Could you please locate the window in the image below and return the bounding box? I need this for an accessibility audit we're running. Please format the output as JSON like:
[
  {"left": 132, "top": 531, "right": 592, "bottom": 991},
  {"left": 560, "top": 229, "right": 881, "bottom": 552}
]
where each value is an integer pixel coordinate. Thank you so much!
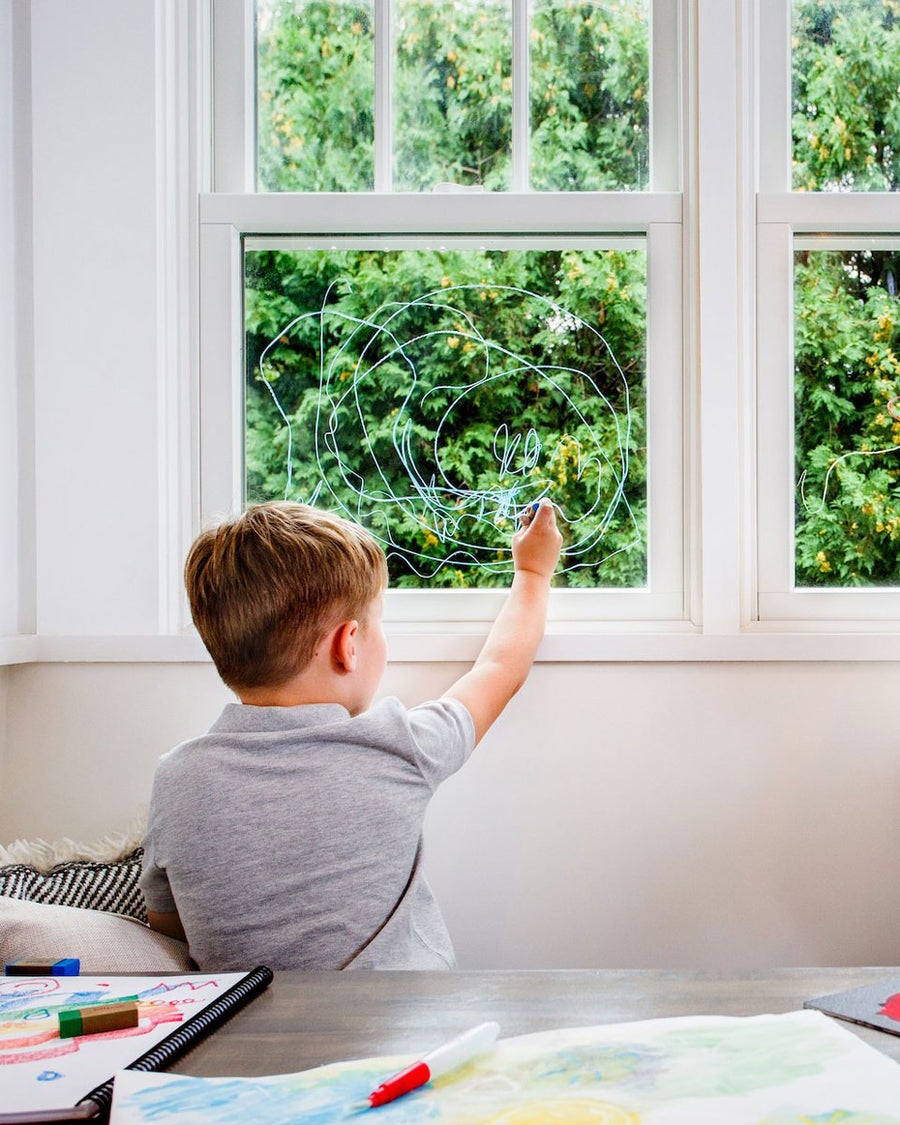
[
  {"left": 244, "top": 238, "right": 649, "bottom": 590},
  {"left": 203, "top": 0, "right": 684, "bottom": 625},
  {"left": 758, "top": 0, "right": 900, "bottom": 622}
]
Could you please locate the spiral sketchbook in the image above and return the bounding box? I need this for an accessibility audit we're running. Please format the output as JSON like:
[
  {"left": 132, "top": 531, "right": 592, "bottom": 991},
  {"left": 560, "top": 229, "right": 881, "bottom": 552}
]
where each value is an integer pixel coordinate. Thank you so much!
[
  {"left": 804, "top": 977, "right": 900, "bottom": 1037},
  {"left": 0, "top": 966, "right": 273, "bottom": 1123}
]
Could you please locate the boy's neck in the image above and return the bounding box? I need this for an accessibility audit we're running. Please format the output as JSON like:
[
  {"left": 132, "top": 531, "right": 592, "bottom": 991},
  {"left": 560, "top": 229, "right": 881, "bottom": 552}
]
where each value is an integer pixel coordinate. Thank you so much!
[
  {"left": 237, "top": 672, "right": 364, "bottom": 714},
  {"left": 238, "top": 683, "right": 351, "bottom": 710}
]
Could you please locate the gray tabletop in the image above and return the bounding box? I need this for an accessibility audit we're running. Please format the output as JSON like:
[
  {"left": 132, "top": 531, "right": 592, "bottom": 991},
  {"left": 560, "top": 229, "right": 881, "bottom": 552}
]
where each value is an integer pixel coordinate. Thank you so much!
[{"left": 172, "top": 967, "right": 900, "bottom": 1076}]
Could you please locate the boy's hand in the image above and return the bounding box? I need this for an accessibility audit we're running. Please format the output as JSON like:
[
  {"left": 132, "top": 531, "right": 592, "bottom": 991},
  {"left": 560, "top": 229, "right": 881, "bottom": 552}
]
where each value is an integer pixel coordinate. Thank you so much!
[{"left": 512, "top": 500, "right": 563, "bottom": 579}]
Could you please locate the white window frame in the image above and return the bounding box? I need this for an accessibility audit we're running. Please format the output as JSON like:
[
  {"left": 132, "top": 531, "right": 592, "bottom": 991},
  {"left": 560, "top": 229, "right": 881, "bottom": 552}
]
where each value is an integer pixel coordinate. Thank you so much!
[
  {"left": 757, "top": 0, "right": 900, "bottom": 625},
  {"left": 200, "top": 0, "right": 689, "bottom": 635}
]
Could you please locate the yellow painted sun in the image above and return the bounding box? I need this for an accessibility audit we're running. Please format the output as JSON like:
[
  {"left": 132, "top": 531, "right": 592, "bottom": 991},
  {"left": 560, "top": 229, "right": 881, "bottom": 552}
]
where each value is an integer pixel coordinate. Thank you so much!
[{"left": 486, "top": 1100, "right": 640, "bottom": 1125}]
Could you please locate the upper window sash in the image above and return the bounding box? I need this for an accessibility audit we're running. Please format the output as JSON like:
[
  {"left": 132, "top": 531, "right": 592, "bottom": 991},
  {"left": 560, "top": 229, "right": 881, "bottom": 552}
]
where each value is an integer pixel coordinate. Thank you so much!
[
  {"left": 211, "top": 0, "right": 682, "bottom": 195},
  {"left": 760, "top": 0, "right": 900, "bottom": 197}
]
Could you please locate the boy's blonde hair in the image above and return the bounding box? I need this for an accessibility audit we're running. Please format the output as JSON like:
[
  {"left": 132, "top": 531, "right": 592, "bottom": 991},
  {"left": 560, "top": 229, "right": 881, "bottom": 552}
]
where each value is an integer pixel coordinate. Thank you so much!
[{"left": 185, "top": 502, "right": 388, "bottom": 691}]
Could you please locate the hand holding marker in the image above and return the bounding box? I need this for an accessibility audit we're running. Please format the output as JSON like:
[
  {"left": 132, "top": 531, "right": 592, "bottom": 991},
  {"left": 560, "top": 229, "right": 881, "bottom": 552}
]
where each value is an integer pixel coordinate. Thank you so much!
[
  {"left": 521, "top": 500, "right": 541, "bottom": 527},
  {"left": 514, "top": 499, "right": 563, "bottom": 580},
  {"left": 353, "top": 1021, "right": 501, "bottom": 1111}
]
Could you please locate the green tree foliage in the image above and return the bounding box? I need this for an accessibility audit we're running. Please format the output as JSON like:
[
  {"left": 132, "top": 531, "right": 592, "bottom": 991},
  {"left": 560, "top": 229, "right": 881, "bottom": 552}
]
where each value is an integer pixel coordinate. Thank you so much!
[
  {"left": 795, "top": 249, "right": 900, "bottom": 585},
  {"left": 245, "top": 248, "right": 647, "bottom": 587},
  {"left": 792, "top": 0, "right": 900, "bottom": 191},
  {"left": 257, "top": 0, "right": 649, "bottom": 192},
  {"left": 530, "top": 0, "right": 649, "bottom": 190},
  {"left": 393, "top": 1, "right": 513, "bottom": 190},
  {"left": 257, "top": 2, "right": 375, "bottom": 190},
  {"left": 792, "top": 0, "right": 900, "bottom": 585}
]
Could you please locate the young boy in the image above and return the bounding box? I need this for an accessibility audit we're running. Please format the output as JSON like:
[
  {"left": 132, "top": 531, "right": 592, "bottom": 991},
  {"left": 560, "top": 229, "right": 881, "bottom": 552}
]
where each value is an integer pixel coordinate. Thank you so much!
[{"left": 141, "top": 500, "right": 562, "bottom": 970}]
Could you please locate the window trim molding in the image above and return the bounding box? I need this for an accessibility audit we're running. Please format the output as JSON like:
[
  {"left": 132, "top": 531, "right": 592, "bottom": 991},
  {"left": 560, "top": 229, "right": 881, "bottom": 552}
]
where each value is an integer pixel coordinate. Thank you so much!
[
  {"left": 200, "top": 0, "right": 690, "bottom": 636},
  {"left": 9, "top": 627, "right": 900, "bottom": 667},
  {"left": 755, "top": 0, "right": 900, "bottom": 621},
  {"left": 200, "top": 209, "right": 687, "bottom": 624}
]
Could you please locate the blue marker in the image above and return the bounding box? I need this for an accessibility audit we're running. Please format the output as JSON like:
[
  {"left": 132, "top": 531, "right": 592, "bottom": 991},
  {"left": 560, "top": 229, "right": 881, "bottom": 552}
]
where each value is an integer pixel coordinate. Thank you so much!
[{"left": 522, "top": 500, "right": 541, "bottom": 525}]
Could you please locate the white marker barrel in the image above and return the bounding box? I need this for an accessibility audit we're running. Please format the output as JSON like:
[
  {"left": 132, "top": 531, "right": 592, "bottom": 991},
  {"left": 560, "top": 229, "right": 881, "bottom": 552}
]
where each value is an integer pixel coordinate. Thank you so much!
[{"left": 423, "top": 1021, "right": 501, "bottom": 1079}]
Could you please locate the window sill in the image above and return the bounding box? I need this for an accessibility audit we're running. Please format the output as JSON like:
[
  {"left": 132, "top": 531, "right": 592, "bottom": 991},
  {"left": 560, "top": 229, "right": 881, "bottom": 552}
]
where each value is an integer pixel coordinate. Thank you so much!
[{"left": 4, "top": 626, "right": 900, "bottom": 666}]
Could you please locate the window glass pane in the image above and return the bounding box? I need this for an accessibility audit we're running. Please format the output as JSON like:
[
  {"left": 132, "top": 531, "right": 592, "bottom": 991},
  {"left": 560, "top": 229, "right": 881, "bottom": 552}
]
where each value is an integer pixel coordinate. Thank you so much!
[
  {"left": 256, "top": 1, "right": 374, "bottom": 191},
  {"left": 245, "top": 240, "right": 647, "bottom": 587},
  {"left": 792, "top": 0, "right": 900, "bottom": 192},
  {"left": 795, "top": 243, "right": 900, "bottom": 586},
  {"left": 394, "top": 1, "right": 512, "bottom": 191},
  {"left": 530, "top": 0, "right": 650, "bottom": 191}
]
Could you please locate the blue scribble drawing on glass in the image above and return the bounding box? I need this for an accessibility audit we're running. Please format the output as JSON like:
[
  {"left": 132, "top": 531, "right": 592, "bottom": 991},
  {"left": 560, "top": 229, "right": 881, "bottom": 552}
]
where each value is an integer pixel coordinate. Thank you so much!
[{"left": 254, "top": 279, "right": 641, "bottom": 580}]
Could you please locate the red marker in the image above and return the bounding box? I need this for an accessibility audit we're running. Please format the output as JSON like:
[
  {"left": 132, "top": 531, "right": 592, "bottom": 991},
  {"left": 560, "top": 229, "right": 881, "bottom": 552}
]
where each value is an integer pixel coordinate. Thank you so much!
[{"left": 353, "top": 1021, "right": 500, "bottom": 1111}]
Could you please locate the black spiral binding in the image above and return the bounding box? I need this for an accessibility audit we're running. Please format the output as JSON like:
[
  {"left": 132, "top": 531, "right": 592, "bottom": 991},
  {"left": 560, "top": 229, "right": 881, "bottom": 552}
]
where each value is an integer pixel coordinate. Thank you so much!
[{"left": 75, "top": 965, "right": 274, "bottom": 1121}]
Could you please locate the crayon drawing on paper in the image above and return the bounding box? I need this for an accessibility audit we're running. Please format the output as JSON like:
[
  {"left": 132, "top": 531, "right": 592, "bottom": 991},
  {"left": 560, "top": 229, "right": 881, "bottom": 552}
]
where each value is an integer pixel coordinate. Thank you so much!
[{"left": 0, "top": 973, "right": 245, "bottom": 1114}]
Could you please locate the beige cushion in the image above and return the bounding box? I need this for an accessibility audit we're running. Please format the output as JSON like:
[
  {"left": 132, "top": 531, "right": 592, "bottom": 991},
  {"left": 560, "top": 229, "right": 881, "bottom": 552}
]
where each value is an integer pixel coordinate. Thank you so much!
[{"left": 0, "top": 895, "right": 193, "bottom": 972}]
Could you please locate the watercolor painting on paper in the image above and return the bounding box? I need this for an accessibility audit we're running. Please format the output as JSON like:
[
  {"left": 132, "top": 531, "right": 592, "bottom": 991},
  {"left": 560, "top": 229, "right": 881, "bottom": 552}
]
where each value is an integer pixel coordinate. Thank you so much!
[{"left": 110, "top": 1011, "right": 900, "bottom": 1125}]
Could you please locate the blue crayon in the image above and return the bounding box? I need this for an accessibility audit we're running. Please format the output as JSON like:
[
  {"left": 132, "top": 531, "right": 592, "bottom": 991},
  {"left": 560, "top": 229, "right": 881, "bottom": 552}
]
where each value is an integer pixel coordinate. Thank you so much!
[{"left": 5, "top": 958, "right": 80, "bottom": 976}]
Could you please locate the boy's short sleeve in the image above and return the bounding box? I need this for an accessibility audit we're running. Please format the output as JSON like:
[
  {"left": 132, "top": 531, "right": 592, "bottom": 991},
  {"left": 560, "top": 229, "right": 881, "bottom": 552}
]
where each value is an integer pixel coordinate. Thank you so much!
[
  {"left": 139, "top": 815, "right": 177, "bottom": 915},
  {"left": 405, "top": 698, "right": 476, "bottom": 791}
]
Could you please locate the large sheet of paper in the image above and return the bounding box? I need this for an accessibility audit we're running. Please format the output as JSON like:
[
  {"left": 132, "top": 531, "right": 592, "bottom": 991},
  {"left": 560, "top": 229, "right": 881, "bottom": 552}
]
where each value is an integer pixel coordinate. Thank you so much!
[
  {"left": 0, "top": 973, "right": 245, "bottom": 1114},
  {"left": 110, "top": 1010, "right": 900, "bottom": 1124}
]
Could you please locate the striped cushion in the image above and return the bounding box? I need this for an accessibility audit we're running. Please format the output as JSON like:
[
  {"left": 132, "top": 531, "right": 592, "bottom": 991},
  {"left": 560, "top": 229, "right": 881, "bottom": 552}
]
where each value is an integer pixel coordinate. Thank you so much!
[{"left": 0, "top": 848, "right": 147, "bottom": 923}]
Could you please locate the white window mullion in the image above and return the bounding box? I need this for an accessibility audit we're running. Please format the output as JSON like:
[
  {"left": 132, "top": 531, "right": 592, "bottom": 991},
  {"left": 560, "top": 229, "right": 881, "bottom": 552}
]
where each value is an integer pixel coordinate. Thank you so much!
[
  {"left": 511, "top": 0, "right": 529, "bottom": 192},
  {"left": 696, "top": 0, "right": 743, "bottom": 632},
  {"left": 199, "top": 222, "right": 244, "bottom": 519},
  {"left": 156, "top": 0, "right": 201, "bottom": 633},
  {"left": 756, "top": 221, "right": 794, "bottom": 612},
  {"left": 200, "top": 191, "right": 682, "bottom": 230},
  {"left": 757, "top": 0, "right": 790, "bottom": 194},
  {"left": 646, "top": 222, "right": 685, "bottom": 605},
  {"left": 650, "top": 0, "right": 681, "bottom": 192},
  {"left": 374, "top": 0, "right": 392, "bottom": 192},
  {"left": 211, "top": 0, "right": 254, "bottom": 192},
  {"left": 759, "top": 192, "right": 900, "bottom": 231}
]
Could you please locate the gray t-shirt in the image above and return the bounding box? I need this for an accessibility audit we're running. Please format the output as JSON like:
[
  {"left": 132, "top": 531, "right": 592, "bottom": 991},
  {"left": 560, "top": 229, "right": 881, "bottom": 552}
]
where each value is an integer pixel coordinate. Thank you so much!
[{"left": 140, "top": 696, "right": 475, "bottom": 971}]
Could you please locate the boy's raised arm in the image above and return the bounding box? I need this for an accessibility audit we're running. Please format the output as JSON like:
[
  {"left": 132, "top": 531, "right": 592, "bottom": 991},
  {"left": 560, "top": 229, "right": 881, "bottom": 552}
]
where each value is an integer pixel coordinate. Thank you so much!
[{"left": 442, "top": 501, "right": 562, "bottom": 745}]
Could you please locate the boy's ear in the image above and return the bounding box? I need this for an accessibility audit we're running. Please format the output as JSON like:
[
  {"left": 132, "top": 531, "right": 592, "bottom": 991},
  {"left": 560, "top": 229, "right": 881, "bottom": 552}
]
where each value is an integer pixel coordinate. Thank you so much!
[{"left": 332, "top": 620, "right": 359, "bottom": 673}]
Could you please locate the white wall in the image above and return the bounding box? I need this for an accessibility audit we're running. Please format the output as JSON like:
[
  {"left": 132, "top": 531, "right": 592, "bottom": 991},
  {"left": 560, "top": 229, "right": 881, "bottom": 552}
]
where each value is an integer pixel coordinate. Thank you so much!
[
  {"left": 0, "top": 668, "right": 8, "bottom": 811},
  {"left": 3, "top": 660, "right": 900, "bottom": 969},
  {"left": 30, "top": 0, "right": 161, "bottom": 635},
  {"left": 0, "top": 1, "right": 18, "bottom": 636}
]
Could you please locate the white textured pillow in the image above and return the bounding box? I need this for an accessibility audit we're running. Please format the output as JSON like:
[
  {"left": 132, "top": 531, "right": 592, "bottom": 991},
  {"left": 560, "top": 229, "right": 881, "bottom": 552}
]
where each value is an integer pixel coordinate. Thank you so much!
[{"left": 0, "top": 896, "right": 194, "bottom": 973}]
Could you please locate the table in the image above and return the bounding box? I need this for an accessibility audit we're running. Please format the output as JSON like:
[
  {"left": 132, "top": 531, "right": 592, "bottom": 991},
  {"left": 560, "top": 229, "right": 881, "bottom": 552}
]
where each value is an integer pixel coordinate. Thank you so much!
[{"left": 173, "top": 968, "right": 900, "bottom": 1076}]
